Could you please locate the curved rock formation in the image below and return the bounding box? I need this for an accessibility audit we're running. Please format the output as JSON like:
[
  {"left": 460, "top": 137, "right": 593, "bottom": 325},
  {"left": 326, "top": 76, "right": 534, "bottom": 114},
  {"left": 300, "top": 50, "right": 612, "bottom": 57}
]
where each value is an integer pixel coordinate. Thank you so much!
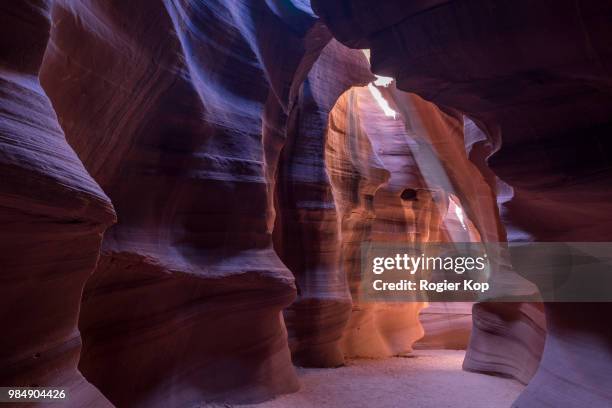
[
  {"left": 356, "top": 84, "right": 500, "bottom": 353},
  {"left": 461, "top": 117, "right": 546, "bottom": 383},
  {"left": 465, "top": 302, "right": 546, "bottom": 384},
  {"left": 313, "top": 1, "right": 612, "bottom": 405},
  {"left": 325, "top": 88, "right": 398, "bottom": 358},
  {"left": 274, "top": 40, "right": 373, "bottom": 367},
  {"left": 6, "top": 1, "right": 610, "bottom": 406},
  {"left": 340, "top": 85, "right": 432, "bottom": 358},
  {"left": 323, "top": 79, "right": 489, "bottom": 358},
  {"left": 38, "top": 0, "right": 332, "bottom": 405},
  {"left": 0, "top": 1, "right": 114, "bottom": 406},
  {"left": 415, "top": 302, "right": 473, "bottom": 350},
  {"left": 325, "top": 86, "right": 431, "bottom": 359}
]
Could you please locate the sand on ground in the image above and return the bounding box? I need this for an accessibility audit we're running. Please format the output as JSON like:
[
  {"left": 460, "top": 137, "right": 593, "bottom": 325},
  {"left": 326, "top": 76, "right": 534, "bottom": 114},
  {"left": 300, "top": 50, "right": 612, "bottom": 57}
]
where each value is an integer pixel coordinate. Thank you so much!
[{"left": 239, "top": 350, "right": 524, "bottom": 408}]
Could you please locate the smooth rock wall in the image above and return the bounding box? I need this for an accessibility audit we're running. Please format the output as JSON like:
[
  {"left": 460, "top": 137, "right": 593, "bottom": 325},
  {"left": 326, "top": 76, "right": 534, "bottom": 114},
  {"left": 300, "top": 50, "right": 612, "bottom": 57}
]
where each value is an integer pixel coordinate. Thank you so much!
[
  {"left": 39, "top": 0, "right": 332, "bottom": 405},
  {"left": 0, "top": 1, "right": 114, "bottom": 406},
  {"left": 274, "top": 40, "right": 373, "bottom": 367}
]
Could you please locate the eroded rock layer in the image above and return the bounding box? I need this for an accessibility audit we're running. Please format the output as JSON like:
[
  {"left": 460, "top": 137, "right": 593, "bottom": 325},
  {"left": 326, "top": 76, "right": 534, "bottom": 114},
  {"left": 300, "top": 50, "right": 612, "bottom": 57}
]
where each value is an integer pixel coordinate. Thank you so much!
[
  {"left": 0, "top": 1, "right": 114, "bottom": 406},
  {"left": 323, "top": 80, "right": 493, "bottom": 358},
  {"left": 415, "top": 303, "right": 473, "bottom": 350},
  {"left": 313, "top": 1, "right": 612, "bottom": 405},
  {"left": 326, "top": 89, "right": 396, "bottom": 358},
  {"left": 6, "top": 1, "right": 607, "bottom": 406},
  {"left": 38, "top": 0, "right": 334, "bottom": 405},
  {"left": 325, "top": 87, "right": 429, "bottom": 359},
  {"left": 274, "top": 40, "right": 373, "bottom": 367},
  {"left": 464, "top": 302, "right": 546, "bottom": 384}
]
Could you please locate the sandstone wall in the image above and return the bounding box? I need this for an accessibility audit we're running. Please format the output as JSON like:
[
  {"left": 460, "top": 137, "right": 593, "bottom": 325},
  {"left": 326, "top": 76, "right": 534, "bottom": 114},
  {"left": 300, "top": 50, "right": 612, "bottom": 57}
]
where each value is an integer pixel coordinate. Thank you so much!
[
  {"left": 313, "top": 1, "right": 612, "bottom": 405},
  {"left": 0, "top": 2, "right": 114, "bottom": 406}
]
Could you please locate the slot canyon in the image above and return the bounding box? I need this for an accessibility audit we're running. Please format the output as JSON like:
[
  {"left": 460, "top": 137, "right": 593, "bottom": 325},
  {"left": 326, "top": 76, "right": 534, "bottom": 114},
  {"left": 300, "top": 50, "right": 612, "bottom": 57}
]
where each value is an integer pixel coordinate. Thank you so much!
[{"left": 1, "top": 1, "right": 611, "bottom": 407}]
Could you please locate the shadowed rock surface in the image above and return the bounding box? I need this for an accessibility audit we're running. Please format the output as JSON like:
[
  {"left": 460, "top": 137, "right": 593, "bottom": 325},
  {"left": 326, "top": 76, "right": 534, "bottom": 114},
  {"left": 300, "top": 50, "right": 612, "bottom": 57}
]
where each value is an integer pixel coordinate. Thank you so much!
[
  {"left": 40, "top": 0, "right": 331, "bottom": 405},
  {"left": 274, "top": 40, "right": 372, "bottom": 368},
  {"left": 0, "top": 1, "right": 115, "bottom": 406}
]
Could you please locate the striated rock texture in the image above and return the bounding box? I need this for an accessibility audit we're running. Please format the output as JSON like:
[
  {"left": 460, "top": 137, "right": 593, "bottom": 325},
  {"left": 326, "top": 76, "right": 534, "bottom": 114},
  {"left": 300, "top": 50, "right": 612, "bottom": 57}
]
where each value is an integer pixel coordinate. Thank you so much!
[
  {"left": 415, "top": 303, "right": 473, "bottom": 350},
  {"left": 9, "top": 0, "right": 608, "bottom": 406},
  {"left": 273, "top": 40, "right": 373, "bottom": 367},
  {"left": 321, "top": 79, "right": 490, "bottom": 358},
  {"left": 463, "top": 302, "right": 544, "bottom": 384},
  {"left": 5, "top": 0, "right": 473, "bottom": 403},
  {"left": 0, "top": 1, "right": 115, "bottom": 406},
  {"left": 357, "top": 83, "right": 510, "bottom": 353},
  {"left": 325, "top": 88, "right": 396, "bottom": 358},
  {"left": 313, "top": 0, "right": 612, "bottom": 406},
  {"left": 325, "top": 87, "right": 429, "bottom": 359},
  {"left": 276, "top": 41, "right": 497, "bottom": 363},
  {"left": 360, "top": 84, "right": 532, "bottom": 355},
  {"left": 461, "top": 117, "right": 546, "bottom": 383},
  {"left": 38, "top": 0, "right": 335, "bottom": 405},
  {"left": 341, "top": 85, "right": 434, "bottom": 358},
  {"left": 464, "top": 302, "right": 546, "bottom": 384}
]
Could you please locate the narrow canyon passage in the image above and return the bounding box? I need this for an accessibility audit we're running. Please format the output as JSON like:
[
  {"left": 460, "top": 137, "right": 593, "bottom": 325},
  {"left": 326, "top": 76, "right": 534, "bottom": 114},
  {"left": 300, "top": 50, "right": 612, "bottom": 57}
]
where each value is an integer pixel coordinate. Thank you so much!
[{"left": 1, "top": 1, "right": 611, "bottom": 408}]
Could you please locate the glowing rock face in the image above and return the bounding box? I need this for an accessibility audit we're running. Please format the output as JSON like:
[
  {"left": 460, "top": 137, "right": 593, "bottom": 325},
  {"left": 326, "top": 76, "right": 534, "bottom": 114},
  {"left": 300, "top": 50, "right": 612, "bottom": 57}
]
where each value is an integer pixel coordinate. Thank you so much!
[{"left": 326, "top": 89, "right": 423, "bottom": 359}]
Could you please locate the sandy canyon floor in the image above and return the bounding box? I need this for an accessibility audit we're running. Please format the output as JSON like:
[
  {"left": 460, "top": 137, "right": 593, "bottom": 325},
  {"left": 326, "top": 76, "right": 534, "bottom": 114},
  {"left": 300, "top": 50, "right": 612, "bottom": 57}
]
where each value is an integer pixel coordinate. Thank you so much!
[{"left": 232, "top": 350, "right": 524, "bottom": 408}]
